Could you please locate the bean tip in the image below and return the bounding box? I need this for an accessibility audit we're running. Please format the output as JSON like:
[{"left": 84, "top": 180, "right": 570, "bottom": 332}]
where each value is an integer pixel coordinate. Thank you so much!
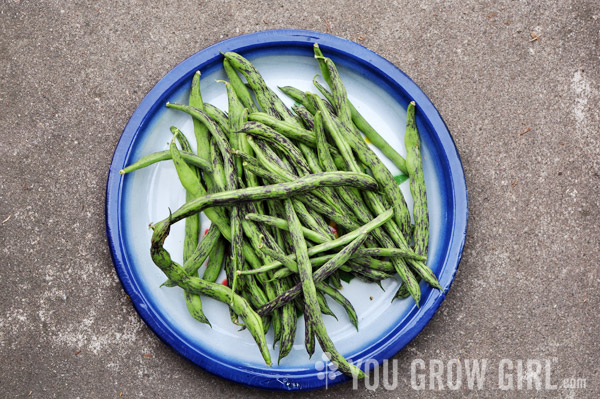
[
  {"left": 195, "top": 70, "right": 201, "bottom": 76},
  {"left": 119, "top": 169, "right": 125, "bottom": 175},
  {"left": 410, "top": 100, "right": 416, "bottom": 106}
]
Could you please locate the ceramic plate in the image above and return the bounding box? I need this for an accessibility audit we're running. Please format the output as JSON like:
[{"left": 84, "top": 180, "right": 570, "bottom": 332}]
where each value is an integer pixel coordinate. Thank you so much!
[{"left": 106, "top": 29, "right": 468, "bottom": 391}]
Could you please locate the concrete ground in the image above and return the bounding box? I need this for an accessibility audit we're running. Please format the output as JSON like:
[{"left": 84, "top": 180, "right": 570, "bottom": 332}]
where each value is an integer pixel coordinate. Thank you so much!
[{"left": 1, "top": 0, "right": 598, "bottom": 397}]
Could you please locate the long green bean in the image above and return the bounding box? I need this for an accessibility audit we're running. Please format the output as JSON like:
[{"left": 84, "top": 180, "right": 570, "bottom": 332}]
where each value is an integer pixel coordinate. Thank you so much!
[
  {"left": 150, "top": 219, "right": 271, "bottom": 366},
  {"left": 283, "top": 199, "right": 364, "bottom": 379},
  {"left": 119, "top": 150, "right": 212, "bottom": 175},
  {"left": 405, "top": 101, "right": 429, "bottom": 257},
  {"left": 168, "top": 135, "right": 209, "bottom": 325}
]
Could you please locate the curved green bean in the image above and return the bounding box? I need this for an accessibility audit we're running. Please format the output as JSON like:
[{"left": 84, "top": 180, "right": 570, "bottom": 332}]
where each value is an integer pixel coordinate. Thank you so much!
[
  {"left": 150, "top": 219, "right": 271, "bottom": 366},
  {"left": 119, "top": 150, "right": 212, "bottom": 175}
]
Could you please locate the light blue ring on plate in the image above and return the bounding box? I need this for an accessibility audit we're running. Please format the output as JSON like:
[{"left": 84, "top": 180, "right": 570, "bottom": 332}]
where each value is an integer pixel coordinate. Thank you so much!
[{"left": 105, "top": 29, "right": 468, "bottom": 391}]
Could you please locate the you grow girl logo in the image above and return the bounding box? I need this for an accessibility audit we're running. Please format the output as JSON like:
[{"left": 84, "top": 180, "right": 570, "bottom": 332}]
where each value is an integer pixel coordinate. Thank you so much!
[{"left": 315, "top": 352, "right": 339, "bottom": 388}]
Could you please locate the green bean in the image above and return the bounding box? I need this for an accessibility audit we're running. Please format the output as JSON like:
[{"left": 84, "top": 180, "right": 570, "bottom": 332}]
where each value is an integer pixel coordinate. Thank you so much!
[
  {"left": 285, "top": 197, "right": 322, "bottom": 362},
  {"left": 259, "top": 246, "right": 298, "bottom": 273},
  {"left": 238, "top": 215, "right": 279, "bottom": 292},
  {"left": 189, "top": 71, "right": 211, "bottom": 161},
  {"left": 348, "top": 261, "right": 393, "bottom": 281},
  {"left": 350, "top": 103, "right": 409, "bottom": 174},
  {"left": 119, "top": 150, "right": 212, "bottom": 175},
  {"left": 393, "top": 280, "right": 416, "bottom": 300},
  {"left": 247, "top": 112, "right": 344, "bottom": 166},
  {"left": 168, "top": 135, "right": 209, "bottom": 324},
  {"left": 244, "top": 213, "right": 329, "bottom": 244},
  {"left": 316, "top": 289, "right": 337, "bottom": 320},
  {"left": 162, "top": 223, "right": 221, "bottom": 288},
  {"left": 220, "top": 80, "right": 245, "bottom": 178},
  {"left": 248, "top": 112, "right": 317, "bottom": 147},
  {"left": 313, "top": 79, "right": 409, "bottom": 174},
  {"left": 237, "top": 121, "right": 312, "bottom": 175},
  {"left": 313, "top": 43, "right": 333, "bottom": 89},
  {"left": 241, "top": 208, "right": 392, "bottom": 277},
  {"left": 247, "top": 136, "right": 294, "bottom": 176},
  {"left": 317, "top": 282, "right": 358, "bottom": 330},
  {"left": 223, "top": 58, "right": 257, "bottom": 112},
  {"left": 355, "top": 247, "right": 425, "bottom": 261},
  {"left": 237, "top": 132, "right": 263, "bottom": 215},
  {"left": 162, "top": 136, "right": 265, "bottom": 287},
  {"left": 314, "top": 111, "right": 336, "bottom": 171},
  {"left": 320, "top": 57, "right": 353, "bottom": 127},
  {"left": 151, "top": 140, "right": 267, "bottom": 290},
  {"left": 256, "top": 227, "right": 370, "bottom": 316},
  {"left": 333, "top": 122, "right": 439, "bottom": 289},
  {"left": 405, "top": 101, "right": 428, "bottom": 257},
  {"left": 224, "top": 52, "right": 297, "bottom": 124},
  {"left": 279, "top": 85, "right": 316, "bottom": 113},
  {"left": 266, "top": 200, "right": 285, "bottom": 244},
  {"left": 313, "top": 253, "right": 394, "bottom": 272},
  {"left": 243, "top": 211, "right": 297, "bottom": 361},
  {"left": 169, "top": 128, "right": 201, "bottom": 265},
  {"left": 230, "top": 206, "right": 244, "bottom": 294},
  {"left": 329, "top": 272, "right": 343, "bottom": 290},
  {"left": 273, "top": 247, "right": 416, "bottom": 280},
  {"left": 183, "top": 290, "right": 211, "bottom": 326},
  {"left": 157, "top": 172, "right": 375, "bottom": 226},
  {"left": 214, "top": 83, "right": 246, "bottom": 295},
  {"left": 276, "top": 277, "right": 297, "bottom": 363},
  {"left": 203, "top": 103, "right": 231, "bottom": 139},
  {"left": 283, "top": 199, "right": 364, "bottom": 379},
  {"left": 314, "top": 53, "right": 414, "bottom": 239},
  {"left": 298, "top": 142, "right": 324, "bottom": 176},
  {"left": 296, "top": 141, "right": 346, "bottom": 218},
  {"left": 304, "top": 302, "right": 315, "bottom": 357},
  {"left": 315, "top": 94, "right": 406, "bottom": 245},
  {"left": 313, "top": 94, "right": 362, "bottom": 172},
  {"left": 314, "top": 101, "right": 426, "bottom": 299},
  {"left": 167, "top": 103, "right": 237, "bottom": 190},
  {"left": 292, "top": 104, "right": 314, "bottom": 130},
  {"left": 314, "top": 109, "right": 372, "bottom": 231},
  {"left": 332, "top": 108, "right": 413, "bottom": 239},
  {"left": 203, "top": 234, "right": 225, "bottom": 282},
  {"left": 239, "top": 272, "right": 270, "bottom": 311},
  {"left": 240, "top": 159, "right": 281, "bottom": 185},
  {"left": 150, "top": 219, "right": 271, "bottom": 365},
  {"left": 166, "top": 104, "right": 260, "bottom": 296},
  {"left": 209, "top": 139, "right": 227, "bottom": 192}
]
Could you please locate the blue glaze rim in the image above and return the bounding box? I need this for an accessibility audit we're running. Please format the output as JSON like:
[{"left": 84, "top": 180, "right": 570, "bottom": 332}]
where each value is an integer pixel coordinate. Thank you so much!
[{"left": 105, "top": 29, "right": 468, "bottom": 391}]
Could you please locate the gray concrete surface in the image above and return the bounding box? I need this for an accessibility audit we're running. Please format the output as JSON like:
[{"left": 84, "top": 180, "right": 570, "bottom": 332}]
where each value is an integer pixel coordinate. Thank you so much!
[{"left": 1, "top": 0, "right": 598, "bottom": 397}]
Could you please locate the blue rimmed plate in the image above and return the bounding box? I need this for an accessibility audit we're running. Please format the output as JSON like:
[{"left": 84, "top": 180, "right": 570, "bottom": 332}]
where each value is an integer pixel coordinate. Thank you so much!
[{"left": 105, "top": 29, "right": 467, "bottom": 391}]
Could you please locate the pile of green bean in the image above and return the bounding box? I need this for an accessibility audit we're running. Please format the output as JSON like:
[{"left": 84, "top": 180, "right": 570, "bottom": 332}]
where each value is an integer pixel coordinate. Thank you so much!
[{"left": 121, "top": 44, "right": 440, "bottom": 378}]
